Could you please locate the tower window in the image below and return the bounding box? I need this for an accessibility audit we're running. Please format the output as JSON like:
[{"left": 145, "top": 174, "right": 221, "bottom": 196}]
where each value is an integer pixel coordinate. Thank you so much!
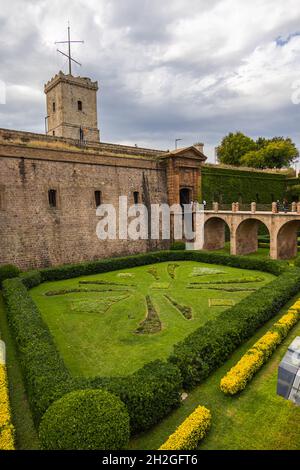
[
  {"left": 52, "top": 131, "right": 55, "bottom": 136},
  {"left": 52, "top": 102, "right": 56, "bottom": 112},
  {"left": 95, "top": 190, "right": 101, "bottom": 207},
  {"left": 133, "top": 191, "right": 139, "bottom": 204},
  {"left": 48, "top": 189, "right": 57, "bottom": 208},
  {"left": 78, "top": 100, "right": 82, "bottom": 111}
]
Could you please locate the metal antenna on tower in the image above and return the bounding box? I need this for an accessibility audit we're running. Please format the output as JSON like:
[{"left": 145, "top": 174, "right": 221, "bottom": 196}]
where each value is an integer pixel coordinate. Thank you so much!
[{"left": 55, "top": 23, "right": 84, "bottom": 75}]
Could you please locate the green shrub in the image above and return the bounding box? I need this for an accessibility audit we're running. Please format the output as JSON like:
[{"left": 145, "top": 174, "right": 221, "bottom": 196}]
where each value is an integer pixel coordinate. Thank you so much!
[
  {"left": 39, "top": 252, "right": 172, "bottom": 281},
  {"left": 19, "top": 270, "right": 42, "bottom": 289},
  {"left": 169, "top": 268, "right": 300, "bottom": 389},
  {"left": 170, "top": 241, "right": 186, "bottom": 251},
  {"left": 0, "top": 265, "right": 20, "bottom": 287},
  {"left": 2, "top": 278, "right": 74, "bottom": 424},
  {"left": 39, "top": 389, "right": 130, "bottom": 450},
  {"left": 90, "top": 360, "right": 182, "bottom": 434}
]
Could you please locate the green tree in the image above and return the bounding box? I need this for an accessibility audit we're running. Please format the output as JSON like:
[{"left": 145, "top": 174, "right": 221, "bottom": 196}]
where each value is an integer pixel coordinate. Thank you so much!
[
  {"left": 217, "top": 132, "right": 257, "bottom": 166},
  {"left": 239, "top": 149, "right": 265, "bottom": 169},
  {"left": 241, "top": 138, "right": 298, "bottom": 169}
]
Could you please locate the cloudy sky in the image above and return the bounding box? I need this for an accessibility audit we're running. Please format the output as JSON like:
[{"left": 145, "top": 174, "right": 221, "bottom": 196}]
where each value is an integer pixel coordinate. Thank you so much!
[{"left": 1, "top": 0, "right": 300, "bottom": 161}]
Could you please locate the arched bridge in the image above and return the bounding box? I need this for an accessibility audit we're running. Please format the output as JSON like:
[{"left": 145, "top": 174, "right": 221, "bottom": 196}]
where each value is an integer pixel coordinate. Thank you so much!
[{"left": 200, "top": 202, "right": 300, "bottom": 260}]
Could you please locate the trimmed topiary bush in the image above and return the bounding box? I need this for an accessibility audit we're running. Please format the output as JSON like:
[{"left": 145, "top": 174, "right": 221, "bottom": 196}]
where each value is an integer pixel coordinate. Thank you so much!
[
  {"left": 159, "top": 405, "right": 211, "bottom": 450},
  {"left": 39, "top": 389, "right": 130, "bottom": 450},
  {"left": 0, "top": 264, "right": 20, "bottom": 287},
  {"left": 90, "top": 360, "right": 182, "bottom": 434}
]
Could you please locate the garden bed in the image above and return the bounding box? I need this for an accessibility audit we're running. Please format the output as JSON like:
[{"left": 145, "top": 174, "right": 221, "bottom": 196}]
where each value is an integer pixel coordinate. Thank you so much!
[{"left": 2, "top": 250, "right": 299, "bottom": 449}]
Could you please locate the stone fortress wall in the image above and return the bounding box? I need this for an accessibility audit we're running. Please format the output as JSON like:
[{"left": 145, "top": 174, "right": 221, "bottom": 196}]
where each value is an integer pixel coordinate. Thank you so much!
[{"left": 0, "top": 129, "right": 172, "bottom": 269}]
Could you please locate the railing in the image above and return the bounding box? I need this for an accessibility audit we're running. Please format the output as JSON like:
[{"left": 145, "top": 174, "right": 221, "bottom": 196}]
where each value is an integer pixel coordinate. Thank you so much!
[
  {"left": 218, "top": 203, "right": 235, "bottom": 211},
  {"left": 256, "top": 204, "right": 273, "bottom": 212},
  {"left": 204, "top": 201, "right": 300, "bottom": 214}
]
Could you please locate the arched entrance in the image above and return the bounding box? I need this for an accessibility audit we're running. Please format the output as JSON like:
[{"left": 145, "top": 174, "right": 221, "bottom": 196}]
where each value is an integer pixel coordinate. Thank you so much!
[
  {"left": 203, "top": 217, "right": 230, "bottom": 251},
  {"left": 276, "top": 220, "right": 300, "bottom": 259},
  {"left": 234, "top": 218, "right": 270, "bottom": 256},
  {"left": 179, "top": 187, "right": 192, "bottom": 207}
]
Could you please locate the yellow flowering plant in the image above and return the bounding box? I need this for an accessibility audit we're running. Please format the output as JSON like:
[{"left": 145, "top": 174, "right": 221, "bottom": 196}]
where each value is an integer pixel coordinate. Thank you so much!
[
  {"left": 159, "top": 405, "right": 211, "bottom": 450},
  {"left": 0, "top": 364, "right": 15, "bottom": 450},
  {"left": 220, "top": 303, "right": 300, "bottom": 396}
]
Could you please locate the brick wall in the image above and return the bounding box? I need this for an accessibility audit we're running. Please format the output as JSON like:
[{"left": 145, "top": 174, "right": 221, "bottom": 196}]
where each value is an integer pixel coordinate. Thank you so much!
[{"left": 0, "top": 138, "right": 168, "bottom": 269}]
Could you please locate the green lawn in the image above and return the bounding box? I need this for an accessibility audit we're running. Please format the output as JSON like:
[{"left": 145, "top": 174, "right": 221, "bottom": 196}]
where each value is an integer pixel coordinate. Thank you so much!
[
  {"left": 214, "top": 244, "right": 272, "bottom": 259},
  {"left": 130, "top": 297, "right": 300, "bottom": 450},
  {"left": 30, "top": 261, "right": 274, "bottom": 377},
  {"left": 215, "top": 244, "right": 298, "bottom": 262},
  {"left": 0, "top": 295, "right": 39, "bottom": 450}
]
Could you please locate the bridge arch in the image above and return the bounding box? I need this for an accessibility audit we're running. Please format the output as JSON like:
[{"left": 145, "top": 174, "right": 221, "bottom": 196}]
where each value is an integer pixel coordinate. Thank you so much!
[
  {"left": 233, "top": 218, "right": 270, "bottom": 256},
  {"left": 276, "top": 220, "right": 300, "bottom": 259},
  {"left": 203, "top": 216, "right": 230, "bottom": 251}
]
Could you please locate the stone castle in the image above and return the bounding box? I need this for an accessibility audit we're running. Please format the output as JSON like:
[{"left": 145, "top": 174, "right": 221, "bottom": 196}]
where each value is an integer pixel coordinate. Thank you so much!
[{"left": 0, "top": 72, "right": 207, "bottom": 269}]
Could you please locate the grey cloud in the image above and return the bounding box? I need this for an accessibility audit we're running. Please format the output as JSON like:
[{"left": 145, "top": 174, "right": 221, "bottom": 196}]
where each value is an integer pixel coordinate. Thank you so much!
[{"left": 1, "top": 0, "right": 300, "bottom": 161}]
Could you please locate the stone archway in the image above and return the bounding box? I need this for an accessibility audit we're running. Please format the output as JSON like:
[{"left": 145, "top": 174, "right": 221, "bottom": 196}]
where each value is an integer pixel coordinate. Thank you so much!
[
  {"left": 234, "top": 218, "right": 270, "bottom": 256},
  {"left": 276, "top": 220, "right": 300, "bottom": 259},
  {"left": 203, "top": 217, "right": 230, "bottom": 251}
]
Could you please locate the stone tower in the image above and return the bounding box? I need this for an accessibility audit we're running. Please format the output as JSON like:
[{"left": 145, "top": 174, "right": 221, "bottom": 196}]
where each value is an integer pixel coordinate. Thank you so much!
[{"left": 44, "top": 71, "right": 100, "bottom": 142}]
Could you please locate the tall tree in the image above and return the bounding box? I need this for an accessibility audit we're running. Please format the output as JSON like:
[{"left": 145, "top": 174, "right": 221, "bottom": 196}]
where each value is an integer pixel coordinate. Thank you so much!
[
  {"left": 241, "top": 138, "right": 298, "bottom": 169},
  {"left": 217, "top": 132, "right": 257, "bottom": 166}
]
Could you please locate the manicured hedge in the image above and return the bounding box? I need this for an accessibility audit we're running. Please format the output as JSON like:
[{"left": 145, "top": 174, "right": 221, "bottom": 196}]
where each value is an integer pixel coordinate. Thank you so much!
[
  {"left": 169, "top": 268, "right": 300, "bottom": 388},
  {"left": 19, "top": 270, "right": 42, "bottom": 289},
  {"left": 89, "top": 360, "right": 182, "bottom": 434},
  {"left": 170, "top": 241, "right": 186, "bottom": 251},
  {"left": 2, "top": 278, "right": 74, "bottom": 424},
  {"left": 159, "top": 405, "right": 211, "bottom": 450},
  {"left": 39, "top": 389, "right": 130, "bottom": 450},
  {"left": 0, "top": 265, "right": 20, "bottom": 287}
]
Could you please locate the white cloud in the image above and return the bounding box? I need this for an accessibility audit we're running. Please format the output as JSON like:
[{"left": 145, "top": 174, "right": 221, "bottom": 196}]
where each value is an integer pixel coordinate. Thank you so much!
[{"left": 1, "top": 0, "right": 300, "bottom": 161}]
